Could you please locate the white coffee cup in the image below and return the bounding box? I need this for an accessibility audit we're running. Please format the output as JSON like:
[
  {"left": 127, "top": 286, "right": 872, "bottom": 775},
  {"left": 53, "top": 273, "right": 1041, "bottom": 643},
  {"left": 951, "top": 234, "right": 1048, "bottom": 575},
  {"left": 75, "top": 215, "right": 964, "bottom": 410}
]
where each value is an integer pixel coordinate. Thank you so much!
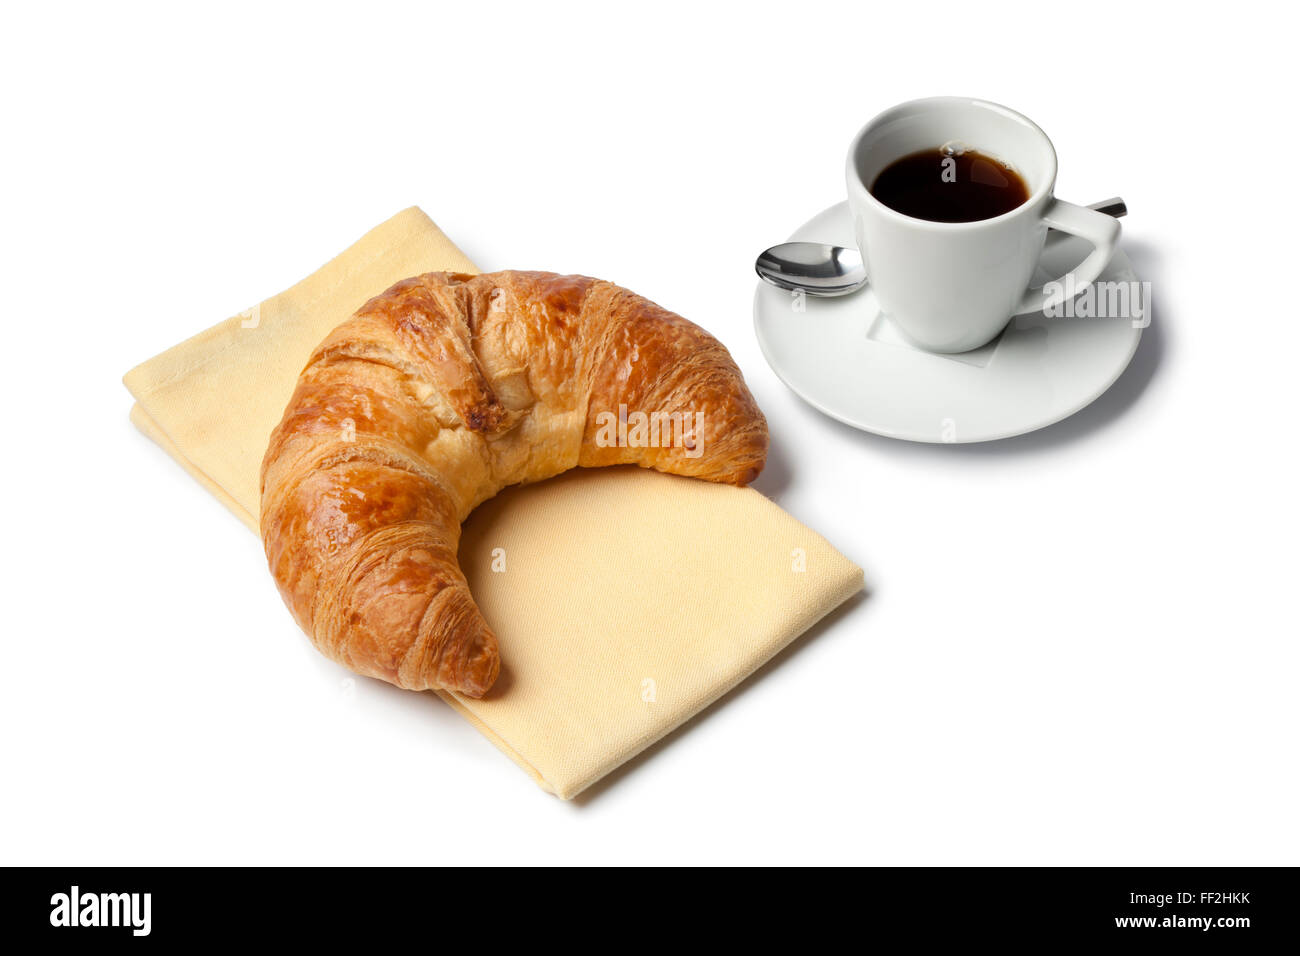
[{"left": 846, "top": 97, "right": 1120, "bottom": 353}]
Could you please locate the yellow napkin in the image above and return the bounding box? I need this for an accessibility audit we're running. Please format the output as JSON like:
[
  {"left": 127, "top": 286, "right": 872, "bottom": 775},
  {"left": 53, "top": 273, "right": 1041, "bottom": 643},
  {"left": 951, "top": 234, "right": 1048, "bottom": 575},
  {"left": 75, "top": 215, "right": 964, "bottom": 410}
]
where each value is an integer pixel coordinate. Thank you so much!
[{"left": 124, "top": 207, "right": 864, "bottom": 799}]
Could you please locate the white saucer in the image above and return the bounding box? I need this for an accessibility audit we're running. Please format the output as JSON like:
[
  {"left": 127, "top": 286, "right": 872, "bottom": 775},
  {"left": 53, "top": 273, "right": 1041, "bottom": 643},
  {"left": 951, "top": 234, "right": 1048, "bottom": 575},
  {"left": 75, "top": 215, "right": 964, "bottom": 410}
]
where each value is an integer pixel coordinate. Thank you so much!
[{"left": 753, "top": 201, "right": 1145, "bottom": 443}]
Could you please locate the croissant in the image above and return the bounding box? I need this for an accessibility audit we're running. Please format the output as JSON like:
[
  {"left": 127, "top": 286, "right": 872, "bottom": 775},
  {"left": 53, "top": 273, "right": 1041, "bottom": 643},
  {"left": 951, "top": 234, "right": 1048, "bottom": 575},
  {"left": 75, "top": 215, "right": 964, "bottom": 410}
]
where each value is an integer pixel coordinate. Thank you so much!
[{"left": 260, "top": 271, "right": 768, "bottom": 698}]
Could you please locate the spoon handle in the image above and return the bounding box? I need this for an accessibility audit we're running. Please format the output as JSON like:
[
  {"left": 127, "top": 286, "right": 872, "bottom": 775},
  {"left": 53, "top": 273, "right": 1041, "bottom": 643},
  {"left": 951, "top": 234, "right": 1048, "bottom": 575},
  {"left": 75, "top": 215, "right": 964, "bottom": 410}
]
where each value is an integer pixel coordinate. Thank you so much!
[
  {"left": 1086, "top": 197, "right": 1126, "bottom": 219},
  {"left": 1044, "top": 198, "right": 1125, "bottom": 246}
]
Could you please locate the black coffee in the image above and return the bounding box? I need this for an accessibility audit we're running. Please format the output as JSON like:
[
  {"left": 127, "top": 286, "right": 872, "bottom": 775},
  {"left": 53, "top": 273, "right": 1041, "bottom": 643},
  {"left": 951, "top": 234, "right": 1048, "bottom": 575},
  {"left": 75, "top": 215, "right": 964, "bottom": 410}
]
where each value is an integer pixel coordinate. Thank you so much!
[{"left": 870, "top": 147, "right": 1029, "bottom": 223}]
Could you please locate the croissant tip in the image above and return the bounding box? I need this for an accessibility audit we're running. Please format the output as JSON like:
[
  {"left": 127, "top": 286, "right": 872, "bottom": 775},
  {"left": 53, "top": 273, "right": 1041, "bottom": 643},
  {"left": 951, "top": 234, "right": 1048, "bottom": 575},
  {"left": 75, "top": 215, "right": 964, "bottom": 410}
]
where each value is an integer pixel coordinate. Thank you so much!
[{"left": 450, "top": 638, "right": 501, "bottom": 699}]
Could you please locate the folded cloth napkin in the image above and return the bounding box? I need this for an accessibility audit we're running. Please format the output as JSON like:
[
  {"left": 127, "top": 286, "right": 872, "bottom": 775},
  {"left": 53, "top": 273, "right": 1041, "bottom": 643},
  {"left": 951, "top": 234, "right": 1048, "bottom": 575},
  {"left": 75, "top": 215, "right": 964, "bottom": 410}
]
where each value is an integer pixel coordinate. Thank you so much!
[{"left": 124, "top": 207, "right": 864, "bottom": 799}]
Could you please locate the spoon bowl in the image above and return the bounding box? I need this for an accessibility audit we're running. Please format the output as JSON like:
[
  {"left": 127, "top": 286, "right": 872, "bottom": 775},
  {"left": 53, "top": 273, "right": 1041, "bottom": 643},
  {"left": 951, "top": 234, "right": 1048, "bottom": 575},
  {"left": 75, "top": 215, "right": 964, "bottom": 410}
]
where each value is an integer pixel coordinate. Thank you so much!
[{"left": 755, "top": 242, "right": 865, "bottom": 297}]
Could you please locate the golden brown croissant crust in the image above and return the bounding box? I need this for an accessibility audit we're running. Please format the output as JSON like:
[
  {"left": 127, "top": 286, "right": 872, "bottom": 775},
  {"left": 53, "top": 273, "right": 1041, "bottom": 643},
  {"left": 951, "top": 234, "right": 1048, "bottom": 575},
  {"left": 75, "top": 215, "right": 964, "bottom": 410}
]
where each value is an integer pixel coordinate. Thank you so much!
[{"left": 260, "top": 270, "right": 768, "bottom": 697}]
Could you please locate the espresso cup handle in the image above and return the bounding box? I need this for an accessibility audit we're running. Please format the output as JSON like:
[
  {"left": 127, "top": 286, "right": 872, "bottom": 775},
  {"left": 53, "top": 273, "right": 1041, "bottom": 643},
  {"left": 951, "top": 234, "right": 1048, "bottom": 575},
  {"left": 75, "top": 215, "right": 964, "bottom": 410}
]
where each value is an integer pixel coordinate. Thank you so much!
[{"left": 1014, "top": 198, "right": 1122, "bottom": 316}]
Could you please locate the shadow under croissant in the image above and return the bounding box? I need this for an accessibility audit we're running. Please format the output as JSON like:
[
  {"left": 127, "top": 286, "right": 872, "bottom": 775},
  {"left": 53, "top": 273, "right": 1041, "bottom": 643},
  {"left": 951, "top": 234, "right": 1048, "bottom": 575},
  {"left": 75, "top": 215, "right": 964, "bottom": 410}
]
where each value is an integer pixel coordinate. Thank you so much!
[{"left": 750, "top": 427, "right": 794, "bottom": 500}]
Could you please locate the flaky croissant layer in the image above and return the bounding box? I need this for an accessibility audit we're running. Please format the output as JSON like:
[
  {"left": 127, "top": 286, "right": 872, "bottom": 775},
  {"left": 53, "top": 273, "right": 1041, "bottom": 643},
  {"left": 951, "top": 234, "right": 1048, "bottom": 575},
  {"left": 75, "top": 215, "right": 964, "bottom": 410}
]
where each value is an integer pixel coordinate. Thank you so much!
[{"left": 260, "top": 271, "right": 768, "bottom": 697}]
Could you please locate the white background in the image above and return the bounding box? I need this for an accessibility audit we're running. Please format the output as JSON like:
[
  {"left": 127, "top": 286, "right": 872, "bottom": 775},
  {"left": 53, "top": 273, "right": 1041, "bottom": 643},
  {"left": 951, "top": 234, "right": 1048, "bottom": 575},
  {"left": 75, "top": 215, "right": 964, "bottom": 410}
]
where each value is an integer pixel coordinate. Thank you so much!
[{"left": 2, "top": 1, "right": 1296, "bottom": 865}]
